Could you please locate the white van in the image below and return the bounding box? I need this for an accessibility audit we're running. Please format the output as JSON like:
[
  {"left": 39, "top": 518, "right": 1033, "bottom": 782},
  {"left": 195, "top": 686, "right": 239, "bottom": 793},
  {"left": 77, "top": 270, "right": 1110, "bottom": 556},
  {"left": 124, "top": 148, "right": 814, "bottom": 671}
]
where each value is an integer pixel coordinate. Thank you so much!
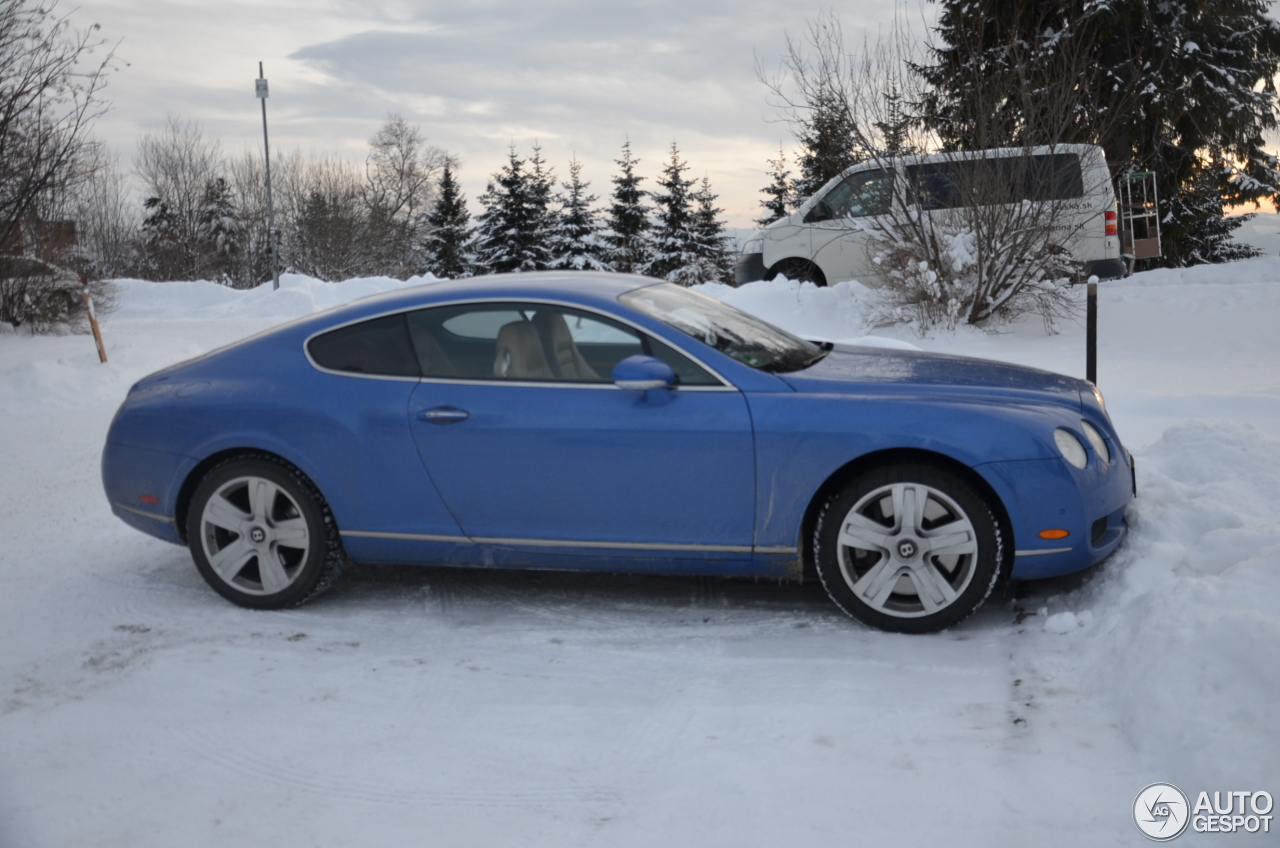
[{"left": 736, "top": 144, "right": 1125, "bottom": 287}]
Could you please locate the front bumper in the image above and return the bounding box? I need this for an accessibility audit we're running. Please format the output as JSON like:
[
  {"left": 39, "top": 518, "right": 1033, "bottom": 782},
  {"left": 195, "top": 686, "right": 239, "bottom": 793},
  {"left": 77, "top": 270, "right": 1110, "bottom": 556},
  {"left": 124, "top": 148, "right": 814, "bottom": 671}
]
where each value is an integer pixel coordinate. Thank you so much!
[
  {"left": 734, "top": 252, "right": 766, "bottom": 285},
  {"left": 977, "top": 452, "right": 1133, "bottom": 580}
]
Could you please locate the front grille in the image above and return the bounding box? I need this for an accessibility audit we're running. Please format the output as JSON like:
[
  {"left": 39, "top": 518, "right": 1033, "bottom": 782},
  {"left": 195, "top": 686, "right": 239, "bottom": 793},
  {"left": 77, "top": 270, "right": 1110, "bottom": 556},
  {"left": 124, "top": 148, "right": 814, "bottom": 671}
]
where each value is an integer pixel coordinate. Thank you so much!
[{"left": 1091, "top": 517, "right": 1108, "bottom": 546}]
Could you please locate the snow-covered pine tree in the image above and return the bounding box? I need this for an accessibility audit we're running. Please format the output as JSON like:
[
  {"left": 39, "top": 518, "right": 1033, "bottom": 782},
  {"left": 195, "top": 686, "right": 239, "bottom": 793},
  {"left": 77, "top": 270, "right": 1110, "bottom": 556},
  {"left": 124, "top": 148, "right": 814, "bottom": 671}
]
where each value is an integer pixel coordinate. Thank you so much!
[
  {"left": 195, "top": 177, "right": 242, "bottom": 286},
  {"left": 757, "top": 146, "right": 793, "bottom": 226},
  {"left": 472, "top": 144, "right": 553, "bottom": 274},
  {"left": 791, "top": 85, "right": 861, "bottom": 203},
  {"left": 605, "top": 140, "right": 652, "bottom": 274},
  {"left": 140, "top": 196, "right": 184, "bottom": 280},
  {"left": 645, "top": 142, "right": 700, "bottom": 284},
  {"left": 423, "top": 165, "right": 472, "bottom": 278},
  {"left": 526, "top": 143, "right": 557, "bottom": 269},
  {"left": 690, "top": 175, "right": 734, "bottom": 285},
  {"left": 550, "top": 157, "right": 611, "bottom": 272},
  {"left": 1161, "top": 165, "right": 1262, "bottom": 266},
  {"left": 873, "top": 82, "right": 914, "bottom": 158}
]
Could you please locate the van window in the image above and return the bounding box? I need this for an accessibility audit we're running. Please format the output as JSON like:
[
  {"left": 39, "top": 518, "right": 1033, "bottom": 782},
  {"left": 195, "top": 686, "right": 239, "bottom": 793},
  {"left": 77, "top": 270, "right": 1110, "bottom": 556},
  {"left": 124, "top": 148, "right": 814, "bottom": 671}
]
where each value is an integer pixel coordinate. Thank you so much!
[
  {"left": 817, "top": 169, "right": 893, "bottom": 219},
  {"left": 907, "top": 153, "right": 1083, "bottom": 210}
]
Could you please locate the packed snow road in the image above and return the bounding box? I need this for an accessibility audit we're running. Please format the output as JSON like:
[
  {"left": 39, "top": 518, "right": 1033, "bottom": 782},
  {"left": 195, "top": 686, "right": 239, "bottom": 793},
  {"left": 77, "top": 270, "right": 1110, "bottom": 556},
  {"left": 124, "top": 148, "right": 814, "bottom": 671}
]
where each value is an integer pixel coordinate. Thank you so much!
[{"left": 2, "top": 264, "right": 1278, "bottom": 846}]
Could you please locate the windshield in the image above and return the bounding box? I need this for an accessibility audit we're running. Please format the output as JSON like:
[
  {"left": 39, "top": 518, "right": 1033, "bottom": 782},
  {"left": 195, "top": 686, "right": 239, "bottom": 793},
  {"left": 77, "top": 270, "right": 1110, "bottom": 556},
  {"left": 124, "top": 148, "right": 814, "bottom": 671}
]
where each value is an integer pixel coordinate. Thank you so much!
[{"left": 619, "top": 284, "right": 827, "bottom": 373}]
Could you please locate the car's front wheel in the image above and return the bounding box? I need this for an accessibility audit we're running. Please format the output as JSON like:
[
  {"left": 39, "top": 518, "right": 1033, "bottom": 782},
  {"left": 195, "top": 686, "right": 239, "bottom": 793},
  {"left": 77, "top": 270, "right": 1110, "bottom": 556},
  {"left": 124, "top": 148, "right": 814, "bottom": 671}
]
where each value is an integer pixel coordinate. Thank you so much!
[
  {"left": 813, "top": 463, "right": 1003, "bottom": 633},
  {"left": 186, "top": 457, "right": 344, "bottom": 609}
]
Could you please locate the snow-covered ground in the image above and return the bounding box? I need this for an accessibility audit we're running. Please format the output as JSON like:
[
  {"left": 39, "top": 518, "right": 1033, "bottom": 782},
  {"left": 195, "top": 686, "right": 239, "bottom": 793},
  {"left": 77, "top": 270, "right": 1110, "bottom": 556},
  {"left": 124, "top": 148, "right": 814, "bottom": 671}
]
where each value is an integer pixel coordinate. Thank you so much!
[{"left": 2, "top": 264, "right": 1278, "bottom": 846}]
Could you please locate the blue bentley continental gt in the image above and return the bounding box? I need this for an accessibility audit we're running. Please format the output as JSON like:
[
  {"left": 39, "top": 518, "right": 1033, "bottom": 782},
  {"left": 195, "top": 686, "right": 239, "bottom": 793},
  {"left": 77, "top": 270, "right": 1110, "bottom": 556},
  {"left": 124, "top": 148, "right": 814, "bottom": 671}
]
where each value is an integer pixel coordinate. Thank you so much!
[{"left": 102, "top": 273, "right": 1133, "bottom": 633}]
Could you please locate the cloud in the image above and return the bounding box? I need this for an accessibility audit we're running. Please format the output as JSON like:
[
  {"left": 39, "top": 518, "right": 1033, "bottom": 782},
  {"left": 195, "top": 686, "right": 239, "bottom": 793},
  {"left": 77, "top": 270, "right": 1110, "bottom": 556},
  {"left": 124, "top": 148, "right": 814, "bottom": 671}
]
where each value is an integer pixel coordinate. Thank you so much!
[{"left": 78, "top": 0, "right": 907, "bottom": 225}]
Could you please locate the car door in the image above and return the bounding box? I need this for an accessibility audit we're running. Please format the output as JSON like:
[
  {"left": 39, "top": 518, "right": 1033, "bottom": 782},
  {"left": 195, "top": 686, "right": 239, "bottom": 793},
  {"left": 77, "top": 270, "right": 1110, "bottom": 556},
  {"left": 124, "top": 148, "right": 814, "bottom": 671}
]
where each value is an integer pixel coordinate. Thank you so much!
[
  {"left": 811, "top": 167, "right": 895, "bottom": 285},
  {"left": 403, "top": 301, "right": 756, "bottom": 557}
]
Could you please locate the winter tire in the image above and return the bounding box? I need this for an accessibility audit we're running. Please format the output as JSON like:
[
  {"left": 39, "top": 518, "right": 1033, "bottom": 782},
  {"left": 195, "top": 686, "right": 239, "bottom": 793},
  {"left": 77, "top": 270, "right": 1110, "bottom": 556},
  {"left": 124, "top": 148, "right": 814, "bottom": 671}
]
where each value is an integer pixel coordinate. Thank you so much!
[
  {"left": 813, "top": 463, "right": 1003, "bottom": 633},
  {"left": 767, "top": 258, "right": 827, "bottom": 287},
  {"left": 186, "top": 456, "right": 344, "bottom": 609}
]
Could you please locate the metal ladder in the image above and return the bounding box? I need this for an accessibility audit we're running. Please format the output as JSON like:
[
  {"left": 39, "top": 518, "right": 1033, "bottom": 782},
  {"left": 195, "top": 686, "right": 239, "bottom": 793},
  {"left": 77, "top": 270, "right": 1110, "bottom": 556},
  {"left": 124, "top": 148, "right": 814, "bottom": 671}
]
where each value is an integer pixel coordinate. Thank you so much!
[{"left": 1117, "top": 170, "right": 1162, "bottom": 274}]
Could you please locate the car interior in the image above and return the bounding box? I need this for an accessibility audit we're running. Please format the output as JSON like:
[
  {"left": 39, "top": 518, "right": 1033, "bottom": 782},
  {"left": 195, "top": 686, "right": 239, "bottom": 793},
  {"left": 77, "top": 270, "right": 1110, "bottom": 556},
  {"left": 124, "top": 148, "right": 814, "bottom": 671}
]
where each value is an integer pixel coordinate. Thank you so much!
[{"left": 307, "top": 302, "right": 722, "bottom": 386}]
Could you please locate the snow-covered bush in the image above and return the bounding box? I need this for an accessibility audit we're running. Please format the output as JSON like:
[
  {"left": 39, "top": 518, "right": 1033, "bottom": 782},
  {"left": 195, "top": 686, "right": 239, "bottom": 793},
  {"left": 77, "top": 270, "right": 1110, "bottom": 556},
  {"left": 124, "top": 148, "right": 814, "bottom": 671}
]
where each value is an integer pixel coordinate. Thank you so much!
[
  {"left": 866, "top": 196, "right": 1080, "bottom": 331},
  {"left": 0, "top": 261, "right": 116, "bottom": 334}
]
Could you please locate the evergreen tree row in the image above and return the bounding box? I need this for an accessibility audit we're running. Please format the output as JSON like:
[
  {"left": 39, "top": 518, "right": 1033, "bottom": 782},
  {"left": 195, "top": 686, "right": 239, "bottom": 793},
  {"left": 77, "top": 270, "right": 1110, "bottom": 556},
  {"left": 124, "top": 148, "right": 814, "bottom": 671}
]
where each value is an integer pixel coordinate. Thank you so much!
[{"left": 424, "top": 141, "right": 734, "bottom": 286}]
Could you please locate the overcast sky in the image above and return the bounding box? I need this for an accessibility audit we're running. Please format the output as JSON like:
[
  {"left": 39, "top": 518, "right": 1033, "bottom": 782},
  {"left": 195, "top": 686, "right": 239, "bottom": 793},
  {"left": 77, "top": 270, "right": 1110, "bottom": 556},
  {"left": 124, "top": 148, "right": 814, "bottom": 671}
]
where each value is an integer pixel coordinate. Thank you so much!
[{"left": 76, "top": 0, "right": 916, "bottom": 229}]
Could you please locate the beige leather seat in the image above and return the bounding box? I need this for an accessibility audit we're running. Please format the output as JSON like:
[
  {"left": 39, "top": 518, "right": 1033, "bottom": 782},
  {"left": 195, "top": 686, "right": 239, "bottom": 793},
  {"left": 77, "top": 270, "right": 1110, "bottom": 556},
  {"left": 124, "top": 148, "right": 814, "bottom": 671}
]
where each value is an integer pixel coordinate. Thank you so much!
[
  {"left": 532, "top": 311, "right": 599, "bottom": 381},
  {"left": 493, "top": 321, "right": 553, "bottom": 379}
]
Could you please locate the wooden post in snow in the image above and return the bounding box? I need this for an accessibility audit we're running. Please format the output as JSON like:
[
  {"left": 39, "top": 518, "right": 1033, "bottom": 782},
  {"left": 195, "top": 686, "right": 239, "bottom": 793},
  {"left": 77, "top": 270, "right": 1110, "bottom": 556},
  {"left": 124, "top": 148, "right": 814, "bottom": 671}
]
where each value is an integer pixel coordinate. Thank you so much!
[{"left": 81, "top": 277, "right": 107, "bottom": 363}]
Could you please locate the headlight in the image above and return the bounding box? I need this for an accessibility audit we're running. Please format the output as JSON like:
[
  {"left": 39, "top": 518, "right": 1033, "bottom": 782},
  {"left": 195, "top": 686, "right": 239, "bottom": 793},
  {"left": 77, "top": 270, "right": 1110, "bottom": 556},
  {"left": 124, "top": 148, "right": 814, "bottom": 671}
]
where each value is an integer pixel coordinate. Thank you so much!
[
  {"left": 742, "top": 236, "right": 763, "bottom": 255},
  {"left": 1054, "top": 428, "right": 1088, "bottom": 469},
  {"left": 1080, "top": 420, "right": 1111, "bottom": 463}
]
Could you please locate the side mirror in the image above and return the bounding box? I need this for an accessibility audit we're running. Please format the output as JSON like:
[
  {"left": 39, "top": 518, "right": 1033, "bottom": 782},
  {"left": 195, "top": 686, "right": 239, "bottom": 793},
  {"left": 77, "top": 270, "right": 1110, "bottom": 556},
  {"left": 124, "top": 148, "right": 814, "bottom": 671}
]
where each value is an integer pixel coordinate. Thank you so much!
[
  {"left": 803, "top": 199, "right": 835, "bottom": 223},
  {"left": 612, "top": 355, "right": 676, "bottom": 391}
]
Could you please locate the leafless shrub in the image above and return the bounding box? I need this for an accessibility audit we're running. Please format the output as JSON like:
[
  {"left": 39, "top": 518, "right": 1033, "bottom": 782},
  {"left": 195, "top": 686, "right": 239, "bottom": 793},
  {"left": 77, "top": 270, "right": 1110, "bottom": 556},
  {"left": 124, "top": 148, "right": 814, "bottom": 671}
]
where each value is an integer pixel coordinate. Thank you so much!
[{"left": 0, "top": 0, "right": 116, "bottom": 331}]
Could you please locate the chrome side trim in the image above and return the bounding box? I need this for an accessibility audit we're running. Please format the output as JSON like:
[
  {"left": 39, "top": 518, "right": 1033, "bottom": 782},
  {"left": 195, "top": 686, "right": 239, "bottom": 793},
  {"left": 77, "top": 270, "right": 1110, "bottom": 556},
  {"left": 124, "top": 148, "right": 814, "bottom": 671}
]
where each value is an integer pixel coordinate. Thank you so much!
[
  {"left": 339, "top": 529, "right": 757, "bottom": 554},
  {"left": 1014, "top": 547, "right": 1073, "bottom": 557},
  {"left": 414, "top": 376, "right": 735, "bottom": 392},
  {"left": 755, "top": 546, "right": 799, "bottom": 555},
  {"left": 113, "top": 503, "right": 175, "bottom": 523},
  {"left": 341, "top": 530, "right": 472, "bottom": 543},
  {"left": 473, "top": 536, "right": 754, "bottom": 554}
]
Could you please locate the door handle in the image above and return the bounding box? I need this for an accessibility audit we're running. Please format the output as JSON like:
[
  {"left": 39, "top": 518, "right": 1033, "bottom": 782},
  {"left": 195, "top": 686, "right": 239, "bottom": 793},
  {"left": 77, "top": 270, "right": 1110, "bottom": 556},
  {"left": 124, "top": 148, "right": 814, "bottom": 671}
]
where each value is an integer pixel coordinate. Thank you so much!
[{"left": 418, "top": 406, "right": 469, "bottom": 424}]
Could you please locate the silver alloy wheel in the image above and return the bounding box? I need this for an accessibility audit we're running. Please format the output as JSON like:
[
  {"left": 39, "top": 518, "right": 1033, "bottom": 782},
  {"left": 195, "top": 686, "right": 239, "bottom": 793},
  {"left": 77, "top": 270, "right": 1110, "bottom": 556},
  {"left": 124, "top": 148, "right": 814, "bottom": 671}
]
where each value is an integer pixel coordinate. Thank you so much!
[
  {"left": 199, "top": 475, "right": 311, "bottom": 596},
  {"left": 835, "top": 482, "right": 980, "bottom": 619}
]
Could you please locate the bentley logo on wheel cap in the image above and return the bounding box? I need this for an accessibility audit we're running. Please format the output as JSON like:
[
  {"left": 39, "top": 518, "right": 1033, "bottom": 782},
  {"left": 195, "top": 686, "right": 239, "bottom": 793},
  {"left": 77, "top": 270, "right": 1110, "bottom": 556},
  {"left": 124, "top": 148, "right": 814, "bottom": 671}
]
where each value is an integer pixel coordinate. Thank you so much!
[
  {"left": 896, "top": 539, "right": 918, "bottom": 559},
  {"left": 249, "top": 527, "right": 267, "bottom": 544}
]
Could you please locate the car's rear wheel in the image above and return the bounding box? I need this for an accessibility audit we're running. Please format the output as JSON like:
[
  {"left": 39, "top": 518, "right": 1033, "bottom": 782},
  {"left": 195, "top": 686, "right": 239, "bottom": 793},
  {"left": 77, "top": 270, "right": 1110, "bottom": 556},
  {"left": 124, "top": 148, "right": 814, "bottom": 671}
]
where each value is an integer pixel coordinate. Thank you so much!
[
  {"left": 813, "top": 463, "right": 1002, "bottom": 633},
  {"left": 766, "top": 257, "right": 826, "bottom": 287},
  {"left": 186, "top": 457, "right": 344, "bottom": 609}
]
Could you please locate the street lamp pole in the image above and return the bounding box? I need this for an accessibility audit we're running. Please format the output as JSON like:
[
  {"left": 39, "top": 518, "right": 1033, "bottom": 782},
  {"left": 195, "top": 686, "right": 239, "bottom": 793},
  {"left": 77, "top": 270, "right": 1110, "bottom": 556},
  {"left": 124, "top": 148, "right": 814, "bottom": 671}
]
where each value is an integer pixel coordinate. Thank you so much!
[{"left": 256, "top": 62, "right": 280, "bottom": 290}]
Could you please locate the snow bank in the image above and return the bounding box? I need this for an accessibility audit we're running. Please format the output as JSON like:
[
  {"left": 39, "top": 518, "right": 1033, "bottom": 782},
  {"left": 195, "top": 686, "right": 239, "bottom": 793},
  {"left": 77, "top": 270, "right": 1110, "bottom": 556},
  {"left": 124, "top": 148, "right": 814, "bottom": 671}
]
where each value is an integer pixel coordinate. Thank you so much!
[
  {"left": 1077, "top": 421, "right": 1280, "bottom": 786},
  {"left": 108, "top": 272, "right": 438, "bottom": 324},
  {"left": 692, "top": 276, "right": 919, "bottom": 349}
]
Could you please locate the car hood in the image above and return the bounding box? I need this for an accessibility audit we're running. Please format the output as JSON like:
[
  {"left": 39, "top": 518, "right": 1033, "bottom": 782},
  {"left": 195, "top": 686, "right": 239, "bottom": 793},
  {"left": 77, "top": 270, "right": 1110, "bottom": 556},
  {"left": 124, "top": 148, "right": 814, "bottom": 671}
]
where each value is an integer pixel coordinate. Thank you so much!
[{"left": 778, "top": 345, "right": 1085, "bottom": 409}]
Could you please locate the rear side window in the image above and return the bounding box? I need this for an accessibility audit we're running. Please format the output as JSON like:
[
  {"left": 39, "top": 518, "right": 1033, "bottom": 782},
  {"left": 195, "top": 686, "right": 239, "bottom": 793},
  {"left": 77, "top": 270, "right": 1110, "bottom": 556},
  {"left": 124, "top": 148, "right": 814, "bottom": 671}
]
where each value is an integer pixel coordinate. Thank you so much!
[
  {"left": 907, "top": 153, "right": 1083, "bottom": 210},
  {"left": 307, "top": 314, "right": 420, "bottom": 377}
]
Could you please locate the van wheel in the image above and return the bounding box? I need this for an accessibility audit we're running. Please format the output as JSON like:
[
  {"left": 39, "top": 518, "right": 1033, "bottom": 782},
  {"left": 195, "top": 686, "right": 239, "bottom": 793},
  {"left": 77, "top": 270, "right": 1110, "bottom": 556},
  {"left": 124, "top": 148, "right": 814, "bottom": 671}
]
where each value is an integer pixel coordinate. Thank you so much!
[{"left": 766, "top": 258, "right": 826, "bottom": 287}]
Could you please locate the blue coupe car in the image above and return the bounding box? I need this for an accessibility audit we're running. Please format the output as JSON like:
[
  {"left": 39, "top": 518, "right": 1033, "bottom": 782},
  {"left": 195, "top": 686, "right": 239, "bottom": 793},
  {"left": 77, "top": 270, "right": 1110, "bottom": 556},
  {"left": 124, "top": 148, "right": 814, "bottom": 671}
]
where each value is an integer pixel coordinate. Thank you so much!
[{"left": 102, "top": 272, "right": 1132, "bottom": 633}]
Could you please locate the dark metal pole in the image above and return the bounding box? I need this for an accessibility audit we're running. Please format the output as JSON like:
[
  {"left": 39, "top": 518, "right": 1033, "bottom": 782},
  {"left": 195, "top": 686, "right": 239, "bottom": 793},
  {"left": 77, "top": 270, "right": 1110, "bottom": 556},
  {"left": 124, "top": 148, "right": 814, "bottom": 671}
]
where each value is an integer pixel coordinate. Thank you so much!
[
  {"left": 1086, "top": 281, "right": 1098, "bottom": 385},
  {"left": 258, "top": 62, "right": 280, "bottom": 291}
]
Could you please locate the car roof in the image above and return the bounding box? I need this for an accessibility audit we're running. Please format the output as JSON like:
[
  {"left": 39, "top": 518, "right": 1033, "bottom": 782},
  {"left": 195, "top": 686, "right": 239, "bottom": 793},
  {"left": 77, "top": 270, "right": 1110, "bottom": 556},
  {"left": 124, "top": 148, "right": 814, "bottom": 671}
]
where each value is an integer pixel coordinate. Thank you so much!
[{"left": 319, "top": 271, "right": 657, "bottom": 322}]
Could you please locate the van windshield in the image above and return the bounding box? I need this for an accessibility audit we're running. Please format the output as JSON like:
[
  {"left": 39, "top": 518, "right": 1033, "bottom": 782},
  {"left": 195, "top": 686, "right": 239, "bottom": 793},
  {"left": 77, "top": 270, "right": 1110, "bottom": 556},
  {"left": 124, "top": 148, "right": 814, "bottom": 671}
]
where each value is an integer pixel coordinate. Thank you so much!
[{"left": 620, "top": 284, "right": 827, "bottom": 373}]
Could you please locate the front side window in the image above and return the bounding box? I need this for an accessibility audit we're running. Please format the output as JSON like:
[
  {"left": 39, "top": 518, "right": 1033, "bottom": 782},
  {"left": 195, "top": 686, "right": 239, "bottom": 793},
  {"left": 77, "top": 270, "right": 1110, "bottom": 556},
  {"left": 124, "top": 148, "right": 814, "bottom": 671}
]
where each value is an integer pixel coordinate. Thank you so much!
[
  {"left": 821, "top": 168, "right": 894, "bottom": 219},
  {"left": 620, "top": 284, "right": 827, "bottom": 374},
  {"left": 405, "top": 302, "right": 719, "bottom": 385}
]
